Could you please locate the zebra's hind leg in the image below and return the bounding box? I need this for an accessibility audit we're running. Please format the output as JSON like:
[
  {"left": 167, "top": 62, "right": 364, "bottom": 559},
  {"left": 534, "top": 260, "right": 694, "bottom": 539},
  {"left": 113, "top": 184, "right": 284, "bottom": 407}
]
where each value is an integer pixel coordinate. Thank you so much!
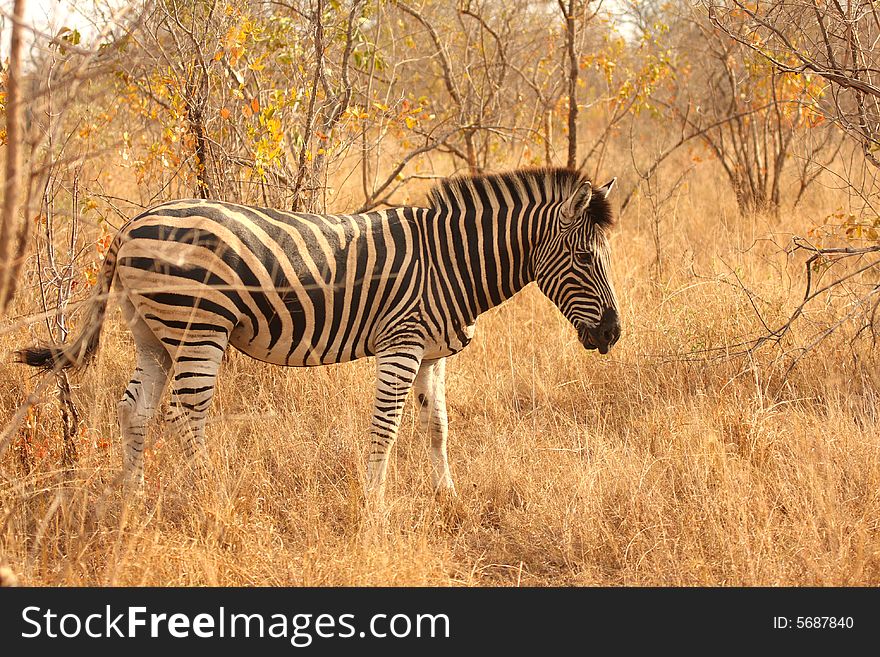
[
  {"left": 163, "top": 338, "right": 228, "bottom": 479},
  {"left": 118, "top": 303, "right": 172, "bottom": 494},
  {"left": 413, "top": 358, "right": 455, "bottom": 495},
  {"left": 366, "top": 346, "right": 424, "bottom": 506}
]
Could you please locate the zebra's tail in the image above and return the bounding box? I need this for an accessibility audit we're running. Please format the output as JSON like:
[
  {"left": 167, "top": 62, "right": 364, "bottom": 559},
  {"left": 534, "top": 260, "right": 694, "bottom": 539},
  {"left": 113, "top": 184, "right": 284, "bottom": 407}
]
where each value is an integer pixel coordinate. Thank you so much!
[{"left": 16, "top": 236, "right": 121, "bottom": 372}]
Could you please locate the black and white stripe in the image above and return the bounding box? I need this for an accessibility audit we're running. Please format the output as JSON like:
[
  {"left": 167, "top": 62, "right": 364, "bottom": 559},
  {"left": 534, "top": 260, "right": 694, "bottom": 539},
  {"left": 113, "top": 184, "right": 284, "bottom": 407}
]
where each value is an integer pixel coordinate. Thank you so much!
[{"left": 17, "top": 168, "right": 621, "bottom": 500}]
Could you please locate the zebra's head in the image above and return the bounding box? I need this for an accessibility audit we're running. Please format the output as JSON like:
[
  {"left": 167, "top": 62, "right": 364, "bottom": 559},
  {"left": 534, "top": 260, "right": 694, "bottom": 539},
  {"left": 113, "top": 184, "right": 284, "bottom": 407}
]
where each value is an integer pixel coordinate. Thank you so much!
[{"left": 534, "top": 174, "right": 621, "bottom": 354}]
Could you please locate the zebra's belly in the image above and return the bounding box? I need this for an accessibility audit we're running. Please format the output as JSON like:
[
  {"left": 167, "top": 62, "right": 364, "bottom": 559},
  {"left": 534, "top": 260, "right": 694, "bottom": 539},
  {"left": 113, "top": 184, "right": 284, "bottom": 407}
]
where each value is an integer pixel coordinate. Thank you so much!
[{"left": 228, "top": 320, "right": 373, "bottom": 367}]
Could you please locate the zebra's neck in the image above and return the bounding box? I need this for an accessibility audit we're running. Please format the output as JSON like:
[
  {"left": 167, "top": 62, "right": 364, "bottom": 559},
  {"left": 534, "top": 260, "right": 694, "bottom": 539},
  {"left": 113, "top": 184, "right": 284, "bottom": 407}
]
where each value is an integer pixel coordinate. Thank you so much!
[{"left": 422, "top": 176, "right": 556, "bottom": 325}]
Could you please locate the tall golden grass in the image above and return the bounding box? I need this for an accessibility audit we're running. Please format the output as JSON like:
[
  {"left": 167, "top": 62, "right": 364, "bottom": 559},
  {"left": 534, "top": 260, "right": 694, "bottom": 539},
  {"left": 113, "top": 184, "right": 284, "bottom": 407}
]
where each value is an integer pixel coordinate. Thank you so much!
[{"left": 1, "top": 163, "right": 878, "bottom": 586}]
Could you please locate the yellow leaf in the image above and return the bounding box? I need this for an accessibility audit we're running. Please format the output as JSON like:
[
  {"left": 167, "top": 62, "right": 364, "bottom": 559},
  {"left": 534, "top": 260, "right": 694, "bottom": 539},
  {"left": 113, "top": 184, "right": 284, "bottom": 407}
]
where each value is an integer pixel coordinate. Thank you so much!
[
  {"left": 404, "top": 116, "right": 417, "bottom": 130},
  {"left": 84, "top": 263, "right": 98, "bottom": 287}
]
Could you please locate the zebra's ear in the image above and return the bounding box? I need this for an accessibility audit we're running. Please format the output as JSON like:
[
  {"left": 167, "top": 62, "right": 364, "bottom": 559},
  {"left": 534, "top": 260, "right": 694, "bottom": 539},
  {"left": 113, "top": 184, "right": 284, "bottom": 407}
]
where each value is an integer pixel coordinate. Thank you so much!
[
  {"left": 560, "top": 180, "right": 592, "bottom": 227},
  {"left": 596, "top": 178, "right": 616, "bottom": 199}
]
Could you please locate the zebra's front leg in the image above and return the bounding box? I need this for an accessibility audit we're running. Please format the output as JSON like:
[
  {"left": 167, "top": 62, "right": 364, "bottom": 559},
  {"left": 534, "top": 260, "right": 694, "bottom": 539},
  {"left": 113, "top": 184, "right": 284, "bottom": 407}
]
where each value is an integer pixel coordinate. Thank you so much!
[
  {"left": 366, "top": 347, "right": 424, "bottom": 506},
  {"left": 413, "top": 358, "right": 455, "bottom": 495}
]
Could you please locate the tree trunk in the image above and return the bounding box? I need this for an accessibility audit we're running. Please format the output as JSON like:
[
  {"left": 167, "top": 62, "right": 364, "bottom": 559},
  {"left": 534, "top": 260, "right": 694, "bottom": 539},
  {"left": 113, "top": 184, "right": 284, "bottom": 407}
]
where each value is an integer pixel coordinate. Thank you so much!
[
  {"left": 0, "top": 0, "right": 27, "bottom": 312},
  {"left": 561, "top": 0, "right": 579, "bottom": 169},
  {"left": 185, "top": 73, "right": 214, "bottom": 199}
]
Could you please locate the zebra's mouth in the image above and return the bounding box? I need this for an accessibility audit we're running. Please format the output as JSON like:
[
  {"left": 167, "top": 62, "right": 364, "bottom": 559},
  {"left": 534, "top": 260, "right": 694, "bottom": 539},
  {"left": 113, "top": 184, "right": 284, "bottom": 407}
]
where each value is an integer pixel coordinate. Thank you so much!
[
  {"left": 576, "top": 322, "right": 599, "bottom": 352},
  {"left": 576, "top": 321, "right": 615, "bottom": 355}
]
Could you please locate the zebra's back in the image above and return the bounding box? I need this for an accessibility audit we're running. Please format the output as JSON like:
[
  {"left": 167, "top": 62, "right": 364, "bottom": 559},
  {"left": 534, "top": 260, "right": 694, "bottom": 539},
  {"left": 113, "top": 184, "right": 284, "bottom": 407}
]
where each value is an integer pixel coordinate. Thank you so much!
[{"left": 114, "top": 199, "right": 427, "bottom": 366}]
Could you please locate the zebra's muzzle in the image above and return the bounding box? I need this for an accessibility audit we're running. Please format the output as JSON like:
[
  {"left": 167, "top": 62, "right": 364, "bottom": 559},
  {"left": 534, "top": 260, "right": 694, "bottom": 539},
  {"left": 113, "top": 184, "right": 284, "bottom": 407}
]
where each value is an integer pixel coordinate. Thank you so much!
[
  {"left": 577, "top": 323, "right": 599, "bottom": 352},
  {"left": 577, "top": 308, "right": 621, "bottom": 355}
]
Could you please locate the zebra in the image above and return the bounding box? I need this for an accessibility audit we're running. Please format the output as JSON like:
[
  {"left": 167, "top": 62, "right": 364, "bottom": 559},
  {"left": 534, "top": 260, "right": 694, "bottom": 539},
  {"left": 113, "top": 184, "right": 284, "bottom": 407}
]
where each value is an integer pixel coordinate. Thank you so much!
[{"left": 17, "top": 167, "right": 621, "bottom": 502}]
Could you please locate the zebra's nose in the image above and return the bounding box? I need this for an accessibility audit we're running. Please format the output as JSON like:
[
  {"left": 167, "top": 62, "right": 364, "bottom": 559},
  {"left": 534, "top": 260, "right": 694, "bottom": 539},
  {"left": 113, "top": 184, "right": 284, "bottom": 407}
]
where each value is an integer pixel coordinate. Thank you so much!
[{"left": 589, "top": 308, "right": 621, "bottom": 354}]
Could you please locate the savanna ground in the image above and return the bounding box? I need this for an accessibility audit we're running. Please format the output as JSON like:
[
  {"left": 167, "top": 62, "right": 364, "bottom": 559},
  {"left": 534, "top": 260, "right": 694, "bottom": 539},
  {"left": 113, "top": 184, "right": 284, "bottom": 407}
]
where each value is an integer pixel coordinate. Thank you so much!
[{"left": 2, "top": 162, "right": 878, "bottom": 587}]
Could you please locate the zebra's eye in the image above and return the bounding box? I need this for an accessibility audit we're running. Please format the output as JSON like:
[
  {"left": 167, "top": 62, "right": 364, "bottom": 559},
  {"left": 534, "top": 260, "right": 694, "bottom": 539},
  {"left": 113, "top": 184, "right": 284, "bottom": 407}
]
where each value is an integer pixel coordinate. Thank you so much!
[{"left": 574, "top": 251, "right": 594, "bottom": 267}]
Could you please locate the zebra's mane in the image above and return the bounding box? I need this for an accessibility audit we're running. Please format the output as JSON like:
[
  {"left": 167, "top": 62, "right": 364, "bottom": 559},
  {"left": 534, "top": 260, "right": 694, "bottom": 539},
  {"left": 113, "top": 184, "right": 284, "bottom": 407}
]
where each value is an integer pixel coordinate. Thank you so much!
[{"left": 427, "top": 167, "right": 614, "bottom": 229}]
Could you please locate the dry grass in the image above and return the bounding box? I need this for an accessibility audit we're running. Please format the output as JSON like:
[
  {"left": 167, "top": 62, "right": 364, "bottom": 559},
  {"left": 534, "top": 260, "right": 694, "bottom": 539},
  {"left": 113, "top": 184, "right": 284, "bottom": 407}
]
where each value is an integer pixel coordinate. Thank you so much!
[{"left": 1, "top": 166, "right": 878, "bottom": 586}]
